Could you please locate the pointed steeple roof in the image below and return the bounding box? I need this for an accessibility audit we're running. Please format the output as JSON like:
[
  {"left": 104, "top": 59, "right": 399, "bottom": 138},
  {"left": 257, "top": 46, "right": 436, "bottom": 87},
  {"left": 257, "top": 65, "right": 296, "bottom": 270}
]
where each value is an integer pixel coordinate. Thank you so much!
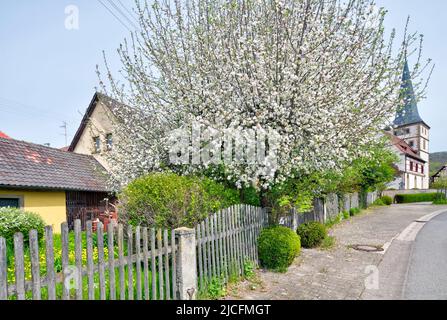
[{"left": 394, "top": 61, "right": 428, "bottom": 128}]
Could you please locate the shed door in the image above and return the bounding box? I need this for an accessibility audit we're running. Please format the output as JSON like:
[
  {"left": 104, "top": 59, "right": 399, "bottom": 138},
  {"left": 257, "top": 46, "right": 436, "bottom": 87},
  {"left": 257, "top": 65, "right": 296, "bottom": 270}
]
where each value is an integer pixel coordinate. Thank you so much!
[{"left": 0, "top": 198, "right": 19, "bottom": 208}]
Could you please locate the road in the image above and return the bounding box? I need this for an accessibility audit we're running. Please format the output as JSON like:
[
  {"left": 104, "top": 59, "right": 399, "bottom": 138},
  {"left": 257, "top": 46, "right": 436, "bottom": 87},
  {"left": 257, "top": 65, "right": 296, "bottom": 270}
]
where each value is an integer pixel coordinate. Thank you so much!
[
  {"left": 226, "top": 203, "right": 447, "bottom": 300},
  {"left": 404, "top": 210, "right": 447, "bottom": 299}
]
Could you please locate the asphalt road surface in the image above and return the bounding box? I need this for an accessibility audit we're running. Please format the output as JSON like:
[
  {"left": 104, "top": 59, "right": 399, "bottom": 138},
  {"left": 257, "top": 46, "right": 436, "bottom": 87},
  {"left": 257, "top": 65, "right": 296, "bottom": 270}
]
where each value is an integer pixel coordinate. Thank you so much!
[{"left": 404, "top": 210, "right": 447, "bottom": 299}]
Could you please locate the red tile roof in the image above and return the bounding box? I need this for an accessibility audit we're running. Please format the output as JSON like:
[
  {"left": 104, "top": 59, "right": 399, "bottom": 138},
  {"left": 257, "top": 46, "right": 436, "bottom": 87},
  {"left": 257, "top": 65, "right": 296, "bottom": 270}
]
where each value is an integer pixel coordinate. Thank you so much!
[
  {"left": 385, "top": 132, "right": 425, "bottom": 162},
  {"left": 0, "top": 137, "right": 110, "bottom": 192},
  {"left": 0, "top": 131, "right": 10, "bottom": 139}
]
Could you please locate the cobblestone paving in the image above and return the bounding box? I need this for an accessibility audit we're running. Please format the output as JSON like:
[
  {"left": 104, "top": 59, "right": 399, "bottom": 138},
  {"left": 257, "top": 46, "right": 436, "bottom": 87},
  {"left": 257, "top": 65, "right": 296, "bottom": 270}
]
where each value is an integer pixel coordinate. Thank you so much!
[{"left": 226, "top": 203, "right": 447, "bottom": 300}]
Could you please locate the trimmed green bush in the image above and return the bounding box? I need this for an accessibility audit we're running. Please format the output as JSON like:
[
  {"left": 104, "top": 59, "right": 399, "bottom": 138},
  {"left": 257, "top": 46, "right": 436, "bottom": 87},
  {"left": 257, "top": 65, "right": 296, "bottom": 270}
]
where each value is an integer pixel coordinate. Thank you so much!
[
  {"left": 119, "top": 172, "right": 240, "bottom": 229},
  {"left": 381, "top": 196, "right": 393, "bottom": 205},
  {"left": 373, "top": 198, "right": 385, "bottom": 206},
  {"left": 0, "top": 208, "right": 45, "bottom": 244},
  {"left": 258, "top": 226, "right": 301, "bottom": 272},
  {"left": 394, "top": 193, "right": 443, "bottom": 204},
  {"left": 297, "top": 221, "right": 327, "bottom": 248}
]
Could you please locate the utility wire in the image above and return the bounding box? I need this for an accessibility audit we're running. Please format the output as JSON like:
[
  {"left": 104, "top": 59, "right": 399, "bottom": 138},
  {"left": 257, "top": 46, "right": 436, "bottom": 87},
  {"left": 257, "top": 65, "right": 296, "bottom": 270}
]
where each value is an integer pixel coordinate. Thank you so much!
[
  {"left": 108, "top": 0, "right": 139, "bottom": 30},
  {"left": 117, "top": 0, "right": 139, "bottom": 23},
  {"left": 0, "top": 100, "right": 78, "bottom": 125},
  {"left": 0, "top": 97, "right": 71, "bottom": 120},
  {"left": 97, "top": 0, "right": 133, "bottom": 32}
]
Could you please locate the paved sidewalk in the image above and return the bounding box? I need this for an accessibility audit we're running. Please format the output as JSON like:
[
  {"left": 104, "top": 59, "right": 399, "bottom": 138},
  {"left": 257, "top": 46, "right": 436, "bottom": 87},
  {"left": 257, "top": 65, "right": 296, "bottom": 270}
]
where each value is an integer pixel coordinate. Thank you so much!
[{"left": 226, "top": 203, "right": 447, "bottom": 300}]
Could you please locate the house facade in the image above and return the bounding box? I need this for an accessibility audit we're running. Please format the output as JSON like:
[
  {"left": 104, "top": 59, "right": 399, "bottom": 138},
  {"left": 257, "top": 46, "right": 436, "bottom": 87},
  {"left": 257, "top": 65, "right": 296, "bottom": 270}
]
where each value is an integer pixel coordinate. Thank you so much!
[
  {"left": 68, "top": 92, "right": 121, "bottom": 170},
  {"left": 0, "top": 137, "right": 112, "bottom": 232},
  {"left": 431, "top": 166, "right": 447, "bottom": 184},
  {"left": 386, "top": 133, "right": 427, "bottom": 190},
  {"left": 387, "top": 61, "right": 430, "bottom": 190}
]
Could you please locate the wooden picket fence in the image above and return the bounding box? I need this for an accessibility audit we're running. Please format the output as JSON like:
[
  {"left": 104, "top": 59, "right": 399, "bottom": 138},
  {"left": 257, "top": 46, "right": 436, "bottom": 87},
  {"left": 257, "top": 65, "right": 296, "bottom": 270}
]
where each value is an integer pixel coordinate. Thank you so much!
[
  {"left": 0, "top": 220, "right": 177, "bottom": 300},
  {"left": 2, "top": 194, "right": 378, "bottom": 301},
  {"left": 195, "top": 204, "right": 267, "bottom": 291}
]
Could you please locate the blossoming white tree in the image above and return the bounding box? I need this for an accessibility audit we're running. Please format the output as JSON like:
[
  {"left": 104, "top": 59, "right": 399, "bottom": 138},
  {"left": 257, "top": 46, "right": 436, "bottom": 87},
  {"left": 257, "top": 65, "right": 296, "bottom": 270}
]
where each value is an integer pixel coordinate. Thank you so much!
[{"left": 98, "top": 0, "right": 431, "bottom": 191}]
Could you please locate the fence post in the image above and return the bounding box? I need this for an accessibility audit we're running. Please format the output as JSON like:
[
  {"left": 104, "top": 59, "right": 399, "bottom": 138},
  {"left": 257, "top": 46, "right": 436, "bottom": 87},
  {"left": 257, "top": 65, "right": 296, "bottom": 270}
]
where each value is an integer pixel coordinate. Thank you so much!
[
  {"left": 291, "top": 209, "right": 298, "bottom": 231},
  {"left": 175, "top": 227, "right": 197, "bottom": 300}
]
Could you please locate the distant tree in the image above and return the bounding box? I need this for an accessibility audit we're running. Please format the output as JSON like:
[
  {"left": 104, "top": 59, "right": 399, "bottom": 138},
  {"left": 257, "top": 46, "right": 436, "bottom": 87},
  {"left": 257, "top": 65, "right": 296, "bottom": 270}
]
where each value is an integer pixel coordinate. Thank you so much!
[
  {"left": 433, "top": 177, "right": 447, "bottom": 195},
  {"left": 98, "top": 0, "right": 431, "bottom": 192}
]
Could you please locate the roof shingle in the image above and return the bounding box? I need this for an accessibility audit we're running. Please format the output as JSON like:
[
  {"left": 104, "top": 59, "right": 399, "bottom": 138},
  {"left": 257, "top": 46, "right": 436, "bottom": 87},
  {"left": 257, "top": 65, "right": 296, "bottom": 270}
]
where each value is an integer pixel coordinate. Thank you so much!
[
  {"left": 0, "top": 137, "right": 110, "bottom": 192},
  {"left": 385, "top": 132, "right": 425, "bottom": 163}
]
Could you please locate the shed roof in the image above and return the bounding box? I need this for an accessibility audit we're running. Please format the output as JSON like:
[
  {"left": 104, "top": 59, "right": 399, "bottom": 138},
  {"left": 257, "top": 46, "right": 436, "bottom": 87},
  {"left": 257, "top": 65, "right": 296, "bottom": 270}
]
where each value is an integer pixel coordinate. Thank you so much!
[{"left": 0, "top": 137, "right": 110, "bottom": 192}]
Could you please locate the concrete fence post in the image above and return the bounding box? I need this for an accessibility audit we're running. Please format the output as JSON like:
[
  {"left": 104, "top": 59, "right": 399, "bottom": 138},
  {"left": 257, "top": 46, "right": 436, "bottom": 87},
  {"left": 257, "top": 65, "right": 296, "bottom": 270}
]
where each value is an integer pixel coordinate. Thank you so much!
[
  {"left": 175, "top": 227, "right": 197, "bottom": 300},
  {"left": 291, "top": 209, "right": 298, "bottom": 231}
]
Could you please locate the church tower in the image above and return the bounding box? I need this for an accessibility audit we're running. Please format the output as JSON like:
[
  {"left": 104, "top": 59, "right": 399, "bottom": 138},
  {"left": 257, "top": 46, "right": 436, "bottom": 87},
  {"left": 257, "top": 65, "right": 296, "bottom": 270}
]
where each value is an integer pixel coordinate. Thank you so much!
[{"left": 393, "top": 61, "right": 430, "bottom": 189}]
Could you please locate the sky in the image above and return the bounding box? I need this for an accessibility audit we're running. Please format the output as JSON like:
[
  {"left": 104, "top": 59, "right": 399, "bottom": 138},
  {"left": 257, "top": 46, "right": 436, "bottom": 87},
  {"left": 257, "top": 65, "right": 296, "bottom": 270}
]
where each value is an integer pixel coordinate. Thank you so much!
[{"left": 0, "top": 0, "right": 446, "bottom": 152}]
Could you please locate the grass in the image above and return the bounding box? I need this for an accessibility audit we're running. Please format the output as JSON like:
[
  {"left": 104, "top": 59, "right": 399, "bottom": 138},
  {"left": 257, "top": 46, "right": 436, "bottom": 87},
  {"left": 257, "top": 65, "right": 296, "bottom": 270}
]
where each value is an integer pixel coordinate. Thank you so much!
[
  {"left": 197, "top": 259, "right": 257, "bottom": 300},
  {"left": 433, "top": 198, "right": 447, "bottom": 205},
  {"left": 5, "top": 230, "right": 173, "bottom": 300},
  {"left": 319, "top": 236, "right": 336, "bottom": 250}
]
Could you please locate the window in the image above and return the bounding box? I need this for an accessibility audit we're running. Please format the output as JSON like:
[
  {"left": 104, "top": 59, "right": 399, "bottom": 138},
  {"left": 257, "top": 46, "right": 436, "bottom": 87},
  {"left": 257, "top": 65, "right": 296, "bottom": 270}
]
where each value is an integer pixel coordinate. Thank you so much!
[
  {"left": 93, "top": 136, "right": 101, "bottom": 153},
  {"left": 423, "top": 140, "right": 426, "bottom": 150},
  {"left": 422, "top": 165, "right": 424, "bottom": 174},
  {"left": 106, "top": 134, "right": 113, "bottom": 151},
  {"left": 0, "top": 198, "right": 19, "bottom": 208},
  {"left": 415, "top": 163, "right": 419, "bottom": 172},
  {"left": 405, "top": 128, "right": 410, "bottom": 134},
  {"left": 409, "top": 141, "right": 414, "bottom": 147},
  {"left": 410, "top": 161, "right": 413, "bottom": 171}
]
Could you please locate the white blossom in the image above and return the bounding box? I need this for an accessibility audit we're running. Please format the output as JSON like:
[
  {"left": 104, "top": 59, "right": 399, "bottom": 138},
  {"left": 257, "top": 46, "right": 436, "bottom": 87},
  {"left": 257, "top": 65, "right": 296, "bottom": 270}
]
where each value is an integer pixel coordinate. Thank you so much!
[{"left": 98, "top": 0, "right": 431, "bottom": 191}]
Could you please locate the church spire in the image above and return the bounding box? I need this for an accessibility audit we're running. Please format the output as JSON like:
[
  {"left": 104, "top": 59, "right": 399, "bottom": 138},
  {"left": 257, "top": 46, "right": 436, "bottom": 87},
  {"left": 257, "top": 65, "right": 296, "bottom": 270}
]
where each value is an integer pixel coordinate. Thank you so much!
[{"left": 393, "top": 60, "right": 424, "bottom": 127}]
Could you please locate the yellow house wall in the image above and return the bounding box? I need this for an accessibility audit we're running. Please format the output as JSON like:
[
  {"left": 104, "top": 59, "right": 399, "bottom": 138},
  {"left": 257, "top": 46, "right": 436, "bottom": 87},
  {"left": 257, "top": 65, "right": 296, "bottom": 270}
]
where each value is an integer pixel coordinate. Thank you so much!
[{"left": 0, "top": 190, "right": 66, "bottom": 233}]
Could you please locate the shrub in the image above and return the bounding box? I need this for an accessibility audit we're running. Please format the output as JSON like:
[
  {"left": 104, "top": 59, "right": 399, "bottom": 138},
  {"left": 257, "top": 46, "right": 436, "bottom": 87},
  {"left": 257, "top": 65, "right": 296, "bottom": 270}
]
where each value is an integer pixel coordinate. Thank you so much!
[
  {"left": 119, "top": 172, "right": 239, "bottom": 229},
  {"left": 240, "top": 186, "right": 261, "bottom": 207},
  {"left": 394, "top": 193, "right": 443, "bottom": 204},
  {"left": 0, "top": 208, "right": 45, "bottom": 245},
  {"left": 297, "top": 221, "right": 327, "bottom": 248},
  {"left": 381, "top": 196, "right": 393, "bottom": 205},
  {"left": 258, "top": 226, "right": 301, "bottom": 272},
  {"left": 373, "top": 198, "right": 385, "bottom": 206}
]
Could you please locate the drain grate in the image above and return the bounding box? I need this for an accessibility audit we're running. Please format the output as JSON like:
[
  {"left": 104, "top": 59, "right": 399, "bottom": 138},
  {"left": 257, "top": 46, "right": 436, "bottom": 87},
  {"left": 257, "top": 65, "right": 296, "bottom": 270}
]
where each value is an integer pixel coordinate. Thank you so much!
[{"left": 350, "top": 244, "right": 384, "bottom": 252}]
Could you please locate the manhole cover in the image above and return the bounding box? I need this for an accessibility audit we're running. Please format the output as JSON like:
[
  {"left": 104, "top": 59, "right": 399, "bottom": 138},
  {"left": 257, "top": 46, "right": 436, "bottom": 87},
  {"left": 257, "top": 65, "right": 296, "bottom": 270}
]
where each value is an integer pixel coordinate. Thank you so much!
[{"left": 350, "top": 244, "right": 384, "bottom": 252}]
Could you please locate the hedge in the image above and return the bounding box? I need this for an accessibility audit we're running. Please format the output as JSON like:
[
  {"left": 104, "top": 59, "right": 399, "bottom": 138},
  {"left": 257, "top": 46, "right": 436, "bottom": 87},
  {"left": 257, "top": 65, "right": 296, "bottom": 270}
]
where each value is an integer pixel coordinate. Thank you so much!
[
  {"left": 394, "top": 193, "right": 445, "bottom": 204},
  {"left": 119, "top": 172, "right": 240, "bottom": 229}
]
